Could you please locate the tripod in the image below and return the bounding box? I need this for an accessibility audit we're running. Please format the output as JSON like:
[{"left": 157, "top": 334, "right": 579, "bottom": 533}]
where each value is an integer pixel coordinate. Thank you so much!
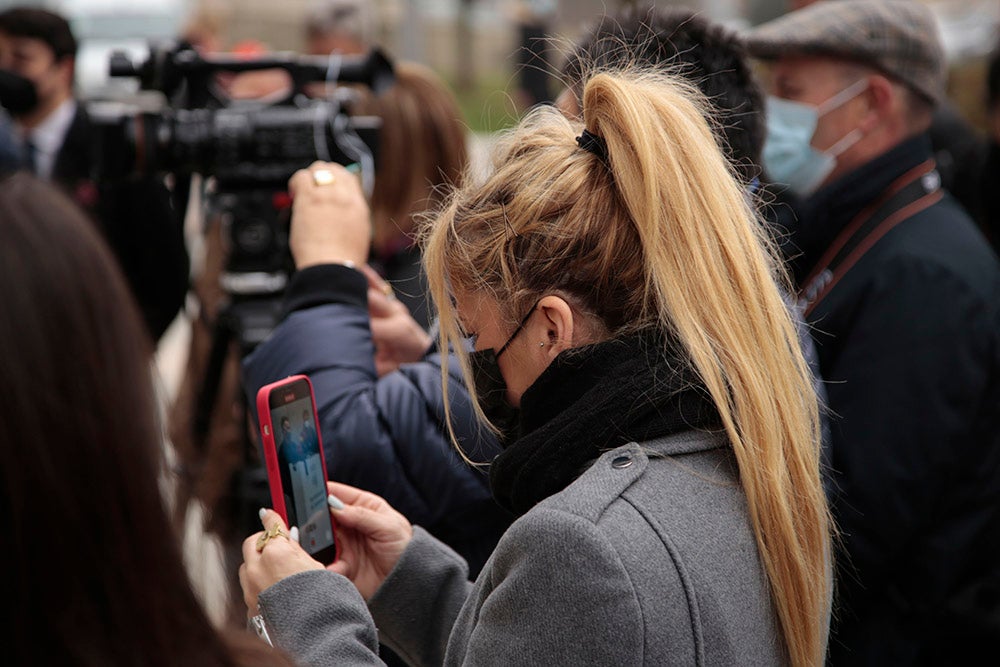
[
  {"left": 163, "top": 180, "right": 294, "bottom": 624},
  {"left": 191, "top": 294, "right": 285, "bottom": 543}
]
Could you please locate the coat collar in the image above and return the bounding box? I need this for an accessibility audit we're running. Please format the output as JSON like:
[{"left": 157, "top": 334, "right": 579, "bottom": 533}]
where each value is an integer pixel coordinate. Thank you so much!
[
  {"left": 638, "top": 429, "right": 730, "bottom": 458},
  {"left": 786, "top": 134, "right": 934, "bottom": 286}
]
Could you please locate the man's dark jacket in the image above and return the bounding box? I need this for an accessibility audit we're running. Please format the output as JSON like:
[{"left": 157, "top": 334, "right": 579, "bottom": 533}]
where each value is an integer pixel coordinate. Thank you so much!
[
  {"left": 785, "top": 135, "right": 1000, "bottom": 664},
  {"left": 242, "top": 264, "right": 512, "bottom": 577},
  {"left": 52, "top": 106, "right": 189, "bottom": 341}
]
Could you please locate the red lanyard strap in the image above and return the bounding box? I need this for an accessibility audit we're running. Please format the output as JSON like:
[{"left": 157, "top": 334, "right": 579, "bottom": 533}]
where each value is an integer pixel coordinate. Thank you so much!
[{"left": 799, "top": 160, "right": 942, "bottom": 317}]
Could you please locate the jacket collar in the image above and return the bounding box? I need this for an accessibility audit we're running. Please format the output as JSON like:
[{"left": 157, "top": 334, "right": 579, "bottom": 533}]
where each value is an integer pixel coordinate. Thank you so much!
[
  {"left": 786, "top": 133, "right": 934, "bottom": 286},
  {"left": 640, "top": 429, "right": 730, "bottom": 458}
]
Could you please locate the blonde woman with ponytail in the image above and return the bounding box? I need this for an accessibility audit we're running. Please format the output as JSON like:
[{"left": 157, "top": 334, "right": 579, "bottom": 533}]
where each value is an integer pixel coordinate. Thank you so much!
[{"left": 240, "top": 69, "right": 833, "bottom": 666}]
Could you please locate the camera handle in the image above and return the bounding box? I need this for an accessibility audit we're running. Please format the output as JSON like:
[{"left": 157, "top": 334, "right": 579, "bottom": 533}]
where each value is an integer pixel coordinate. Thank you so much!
[{"left": 110, "top": 44, "right": 396, "bottom": 108}]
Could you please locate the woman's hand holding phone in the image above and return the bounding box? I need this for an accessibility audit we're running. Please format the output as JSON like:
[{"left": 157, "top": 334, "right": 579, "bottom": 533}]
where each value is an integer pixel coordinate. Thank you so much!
[
  {"left": 325, "top": 481, "right": 413, "bottom": 600},
  {"left": 239, "top": 482, "right": 413, "bottom": 616},
  {"left": 240, "top": 509, "right": 326, "bottom": 615}
]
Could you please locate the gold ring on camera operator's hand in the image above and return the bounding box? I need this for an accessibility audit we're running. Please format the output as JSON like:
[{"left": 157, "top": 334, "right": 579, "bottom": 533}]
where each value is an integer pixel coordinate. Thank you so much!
[
  {"left": 255, "top": 523, "right": 288, "bottom": 553},
  {"left": 312, "top": 169, "right": 336, "bottom": 186}
]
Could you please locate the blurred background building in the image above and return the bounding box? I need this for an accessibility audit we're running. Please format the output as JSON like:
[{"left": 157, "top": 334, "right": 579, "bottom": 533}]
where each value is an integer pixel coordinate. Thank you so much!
[{"left": 3, "top": 0, "right": 996, "bottom": 132}]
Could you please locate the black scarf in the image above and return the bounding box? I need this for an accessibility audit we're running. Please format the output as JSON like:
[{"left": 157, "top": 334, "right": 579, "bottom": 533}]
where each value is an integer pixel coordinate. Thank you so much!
[{"left": 489, "top": 331, "right": 720, "bottom": 516}]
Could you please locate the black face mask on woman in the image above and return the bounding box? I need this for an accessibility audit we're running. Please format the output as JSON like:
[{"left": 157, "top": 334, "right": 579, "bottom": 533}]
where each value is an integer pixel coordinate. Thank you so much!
[{"left": 468, "top": 303, "right": 538, "bottom": 446}]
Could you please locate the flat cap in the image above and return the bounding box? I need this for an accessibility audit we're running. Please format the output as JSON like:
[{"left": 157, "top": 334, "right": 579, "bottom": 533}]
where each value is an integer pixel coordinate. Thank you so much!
[
  {"left": 744, "top": 0, "right": 946, "bottom": 104},
  {"left": 305, "top": 0, "right": 374, "bottom": 41}
]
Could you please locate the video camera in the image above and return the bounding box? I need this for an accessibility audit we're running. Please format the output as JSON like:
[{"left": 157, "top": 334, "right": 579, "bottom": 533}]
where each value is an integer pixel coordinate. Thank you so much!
[{"left": 90, "top": 43, "right": 394, "bottom": 346}]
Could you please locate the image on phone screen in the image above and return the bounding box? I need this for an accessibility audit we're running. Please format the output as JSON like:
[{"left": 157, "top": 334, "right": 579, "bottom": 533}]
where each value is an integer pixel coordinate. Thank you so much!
[{"left": 267, "top": 390, "right": 335, "bottom": 559}]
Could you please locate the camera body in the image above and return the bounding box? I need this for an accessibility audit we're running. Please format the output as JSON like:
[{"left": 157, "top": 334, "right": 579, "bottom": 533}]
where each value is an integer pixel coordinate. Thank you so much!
[{"left": 91, "top": 91, "right": 382, "bottom": 185}]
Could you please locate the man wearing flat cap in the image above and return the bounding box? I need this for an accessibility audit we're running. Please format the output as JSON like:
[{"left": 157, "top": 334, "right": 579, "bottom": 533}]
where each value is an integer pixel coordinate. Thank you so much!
[
  {"left": 304, "top": 0, "right": 374, "bottom": 56},
  {"left": 746, "top": 1, "right": 1000, "bottom": 663}
]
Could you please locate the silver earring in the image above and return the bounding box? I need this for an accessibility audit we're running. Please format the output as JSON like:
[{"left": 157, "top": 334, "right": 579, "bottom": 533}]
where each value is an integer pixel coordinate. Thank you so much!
[{"left": 539, "top": 342, "right": 545, "bottom": 347}]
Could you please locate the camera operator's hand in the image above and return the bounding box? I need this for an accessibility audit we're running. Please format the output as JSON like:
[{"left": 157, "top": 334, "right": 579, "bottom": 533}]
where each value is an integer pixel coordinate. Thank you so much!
[
  {"left": 288, "top": 161, "right": 370, "bottom": 270},
  {"left": 360, "top": 264, "right": 433, "bottom": 376}
]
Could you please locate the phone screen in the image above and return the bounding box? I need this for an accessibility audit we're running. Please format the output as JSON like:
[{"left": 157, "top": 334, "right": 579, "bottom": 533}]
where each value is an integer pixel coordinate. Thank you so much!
[{"left": 267, "top": 380, "right": 335, "bottom": 561}]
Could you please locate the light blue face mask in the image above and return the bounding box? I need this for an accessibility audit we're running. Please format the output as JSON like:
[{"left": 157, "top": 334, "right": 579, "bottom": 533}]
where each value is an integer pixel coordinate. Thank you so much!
[{"left": 762, "top": 79, "right": 869, "bottom": 196}]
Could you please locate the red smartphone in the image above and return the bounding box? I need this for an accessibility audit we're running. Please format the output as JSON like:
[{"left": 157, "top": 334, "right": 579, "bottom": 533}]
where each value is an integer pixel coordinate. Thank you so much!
[{"left": 256, "top": 375, "right": 338, "bottom": 564}]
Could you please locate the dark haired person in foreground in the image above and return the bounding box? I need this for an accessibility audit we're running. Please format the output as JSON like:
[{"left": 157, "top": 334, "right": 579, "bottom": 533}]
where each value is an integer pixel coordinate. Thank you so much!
[{"left": 0, "top": 172, "right": 292, "bottom": 666}]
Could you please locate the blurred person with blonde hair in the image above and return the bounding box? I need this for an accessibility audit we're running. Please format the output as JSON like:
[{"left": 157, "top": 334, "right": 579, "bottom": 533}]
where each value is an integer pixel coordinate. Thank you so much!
[
  {"left": 239, "top": 67, "right": 833, "bottom": 666},
  {"left": 354, "top": 60, "right": 468, "bottom": 328},
  {"left": 179, "top": 3, "right": 227, "bottom": 55}
]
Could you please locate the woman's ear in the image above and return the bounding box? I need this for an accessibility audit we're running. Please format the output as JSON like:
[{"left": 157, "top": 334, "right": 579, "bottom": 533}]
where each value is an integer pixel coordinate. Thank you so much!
[{"left": 535, "top": 295, "right": 575, "bottom": 359}]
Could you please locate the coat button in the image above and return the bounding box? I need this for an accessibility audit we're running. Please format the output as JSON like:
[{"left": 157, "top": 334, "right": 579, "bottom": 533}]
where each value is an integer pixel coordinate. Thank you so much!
[{"left": 611, "top": 454, "right": 633, "bottom": 469}]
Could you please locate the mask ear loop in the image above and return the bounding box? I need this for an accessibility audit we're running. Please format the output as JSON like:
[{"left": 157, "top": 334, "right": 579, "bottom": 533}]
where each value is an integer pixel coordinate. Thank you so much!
[
  {"left": 816, "top": 79, "right": 872, "bottom": 159},
  {"left": 825, "top": 128, "right": 865, "bottom": 158},
  {"left": 816, "top": 78, "right": 870, "bottom": 116},
  {"left": 496, "top": 301, "right": 540, "bottom": 359}
]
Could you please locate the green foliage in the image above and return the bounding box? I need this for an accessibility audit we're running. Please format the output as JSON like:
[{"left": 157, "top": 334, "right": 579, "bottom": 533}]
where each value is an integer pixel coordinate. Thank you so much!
[{"left": 451, "top": 73, "right": 521, "bottom": 134}]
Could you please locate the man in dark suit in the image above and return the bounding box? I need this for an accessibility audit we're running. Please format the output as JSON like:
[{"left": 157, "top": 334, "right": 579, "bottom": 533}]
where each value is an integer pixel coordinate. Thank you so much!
[{"left": 0, "top": 7, "right": 188, "bottom": 342}]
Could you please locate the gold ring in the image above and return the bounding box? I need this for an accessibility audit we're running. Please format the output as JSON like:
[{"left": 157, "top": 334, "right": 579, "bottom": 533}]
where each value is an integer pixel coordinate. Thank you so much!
[
  {"left": 382, "top": 283, "right": 395, "bottom": 300},
  {"left": 312, "top": 169, "right": 336, "bottom": 186},
  {"left": 255, "top": 523, "right": 288, "bottom": 553}
]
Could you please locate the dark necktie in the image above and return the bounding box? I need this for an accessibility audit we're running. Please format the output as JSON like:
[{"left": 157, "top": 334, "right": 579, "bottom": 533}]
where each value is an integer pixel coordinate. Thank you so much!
[{"left": 23, "top": 137, "right": 37, "bottom": 174}]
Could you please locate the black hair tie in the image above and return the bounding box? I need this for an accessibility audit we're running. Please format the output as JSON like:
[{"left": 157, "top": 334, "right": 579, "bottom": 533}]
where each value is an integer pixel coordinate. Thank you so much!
[{"left": 576, "top": 129, "right": 608, "bottom": 162}]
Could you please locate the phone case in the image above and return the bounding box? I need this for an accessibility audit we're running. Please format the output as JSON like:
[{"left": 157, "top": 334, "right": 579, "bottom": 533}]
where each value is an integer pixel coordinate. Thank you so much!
[{"left": 255, "top": 374, "right": 339, "bottom": 563}]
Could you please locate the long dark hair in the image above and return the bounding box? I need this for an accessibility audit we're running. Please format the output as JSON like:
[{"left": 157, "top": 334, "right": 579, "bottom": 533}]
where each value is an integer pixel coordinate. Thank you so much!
[{"left": 0, "top": 173, "right": 289, "bottom": 666}]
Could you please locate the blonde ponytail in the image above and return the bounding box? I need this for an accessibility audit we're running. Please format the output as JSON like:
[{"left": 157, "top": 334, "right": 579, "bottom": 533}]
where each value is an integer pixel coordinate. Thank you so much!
[{"left": 586, "top": 71, "right": 830, "bottom": 666}]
